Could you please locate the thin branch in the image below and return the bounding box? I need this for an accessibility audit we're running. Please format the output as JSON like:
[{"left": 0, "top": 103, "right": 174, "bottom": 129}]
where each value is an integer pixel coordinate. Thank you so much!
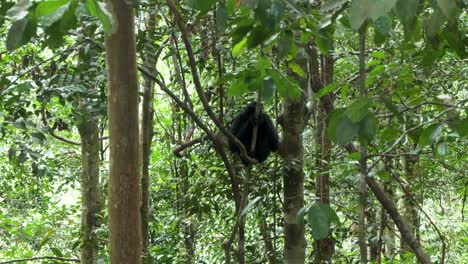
[
  {"left": 0, "top": 256, "right": 80, "bottom": 263},
  {"left": 172, "top": 137, "right": 206, "bottom": 157},
  {"left": 50, "top": 131, "right": 80, "bottom": 145},
  {"left": 166, "top": 0, "right": 257, "bottom": 165}
]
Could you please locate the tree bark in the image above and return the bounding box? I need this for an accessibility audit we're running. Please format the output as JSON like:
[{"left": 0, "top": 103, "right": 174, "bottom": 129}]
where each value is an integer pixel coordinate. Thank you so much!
[
  {"left": 140, "top": 67, "right": 154, "bottom": 262},
  {"left": 358, "top": 31, "right": 368, "bottom": 264},
  {"left": 140, "top": 9, "right": 157, "bottom": 263},
  {"left": 366, "top": 177, "right": 432, "bottom": 264},
  {"left": 78, "top": 120, "right": 103, "bottom": 264},
  {"left": 104, "top": 0, "right": 141, "bottom": 262},
  {"left": 312, "top": 47, "right": 336, "bottom": 263},
  {"left": 400, "top": 154, "right": 420, "bottom": 262},
  {"left": 282, "top": 60, "right": 306, "bottom": 263}
]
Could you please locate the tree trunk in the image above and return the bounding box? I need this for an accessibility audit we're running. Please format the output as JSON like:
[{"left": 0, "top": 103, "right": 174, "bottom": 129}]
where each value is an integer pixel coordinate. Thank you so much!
[
  {"left": 78, "top": 120, "right": 103, "bottom": 264},
  {"left": 282, "top": 61, "right": 306, "bottom": 263},
  {"left": 313, "top": 49, "right": 335, "bottom": 263},
  {"left": 104, "top": 0, "right": 141, "bottom": 262},
  {"left": 140, "top": 9, "right": 157, "bottom": 263},
  {"left": 140, "top": 69, "right": 154, "bottom": 262},
  {"left": 366, "top": 177, "right": 432, "bottom": 264},
  {"left": 400, "top": 154, "right": 420, "bottom": 262}
]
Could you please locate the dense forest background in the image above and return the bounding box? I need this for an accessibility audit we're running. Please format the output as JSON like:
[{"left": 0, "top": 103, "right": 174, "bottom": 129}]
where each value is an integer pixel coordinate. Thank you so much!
[{"left": 0, "top": 0, "right": 466, "bottom": 263}]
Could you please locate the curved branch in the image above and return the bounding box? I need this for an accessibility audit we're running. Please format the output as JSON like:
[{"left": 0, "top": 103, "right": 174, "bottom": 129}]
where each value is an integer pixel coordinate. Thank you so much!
[
  {"left": 166, "top": 0, "right": 257, "bottom": 165},
  {"left": 0, "top": 256, "right": 80, "bottom": 264}
]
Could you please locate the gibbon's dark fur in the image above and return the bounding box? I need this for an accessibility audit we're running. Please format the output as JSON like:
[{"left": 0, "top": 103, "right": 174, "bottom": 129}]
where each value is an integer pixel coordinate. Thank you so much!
[{"left": 228, "top": 102, "right": 279, "bottom": 164}]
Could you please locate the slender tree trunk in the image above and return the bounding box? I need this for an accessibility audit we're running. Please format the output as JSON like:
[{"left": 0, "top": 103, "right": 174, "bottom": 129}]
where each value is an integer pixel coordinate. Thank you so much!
[
  {"left": 140, "top": 71, "right": 154, "bottom": 262},
  {"left": 104, "top": 0, "right": 141, "bottom": 262},
  {"left": 78, "top": 120, "right": 103, "bottom": 264},
  {"left": 400, "top": 154, "right": 420, "bottom": 262},
  {"left": 312, "top": 48, "right": 335, "bottom": 263},
  {"left": 140, "top": 9, "right": 157, "bottom": 263},
  {"left": 282, "top": 59, "right": 306, "bottom": 263},
  {"left": 358, "top": 31, "right": 368, "bottom": 264},
  {"left": 259, "top": 217, "right": 275, "bottom": 263},
  {"left": 366, "top": 177, "right": 432, "bottom": 264}
]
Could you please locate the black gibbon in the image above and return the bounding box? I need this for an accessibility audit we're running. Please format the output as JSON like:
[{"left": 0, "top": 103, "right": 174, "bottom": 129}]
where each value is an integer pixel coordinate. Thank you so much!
[{"left": 228, "top": 102, "right": 279, "bottom": 164}]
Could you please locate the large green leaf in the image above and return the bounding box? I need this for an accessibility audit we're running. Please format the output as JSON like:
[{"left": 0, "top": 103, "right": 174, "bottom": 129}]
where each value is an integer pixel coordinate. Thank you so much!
[
  {"left": 187, "top": 0, "right": 216, "bottom": 12},
  {"left": 216, "top": 3, "right": 228, "bottom": 32},
  {"left": 345, "top": 97, "right": 373, "bottom": 123},
  {"left": 6, "top": 0, "right": 32, "bottom": 20},
  {"left": 6, "top": 18, "right": 28, "bottom": 51},
  {"left": 349, "top": 0, "right": 372, "bottom": 30},
  {"left": 307, "top": 203, "right": 339, "bottom": 240},
  {"left": 394, "top": 0, "right": 419, "bottom": 28},
  {"left": 418, "top": 123, "right": 444, "bottom": 148},
  {"left": 320, "top": 0, "right": 348, "bottom": 13},
  {"left": 261, "top": 77, "right": 276, "bottom": 101},
  {"left": 228, "top": 78, "right": 248, "bottom": 96},
  {"left": 436, "top": 0, "right": 457, "bottom": 21},
  {"left": 86, "top": 0, "right": 113, "bottom": 35},
  {"left": 335, "top": 113, "right": 359, "bottom": 145},
  {"left": 36, "top": 0, "right": 71, "bottom": 27},
  {"left": 358, "top": 113, "right": 378, "bottom": 142},
  {"left": 308, "top": 203, "right": 330, "bottom": 239}
]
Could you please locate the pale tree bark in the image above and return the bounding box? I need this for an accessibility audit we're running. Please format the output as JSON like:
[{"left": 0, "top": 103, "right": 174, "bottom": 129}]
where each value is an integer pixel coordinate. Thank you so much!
[
  {"left": 282, "top": 59, "right": 307, "bottom": 264},
  {"left": 104, "top": 0, "right": 141, "bottom": 262},
  {"left": 78, "top": 120, "right": 103, "bottom": 264}
]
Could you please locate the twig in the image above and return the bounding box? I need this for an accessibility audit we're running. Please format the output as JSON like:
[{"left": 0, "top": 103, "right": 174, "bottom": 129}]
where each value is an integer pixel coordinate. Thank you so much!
[
  {"left": 166, "top": 0, "right": 257, "bottom": 165},
  {"left": 0, "top": 256, "right": 80, "bottom": 263}
]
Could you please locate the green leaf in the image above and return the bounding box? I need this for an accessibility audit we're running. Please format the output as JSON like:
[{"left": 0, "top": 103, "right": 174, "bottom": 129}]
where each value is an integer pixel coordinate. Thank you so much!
[
  {"left": 216, "top": 3, "right": 228, "bottom": 32},
  {"left": 424, "top": 9, "right": 444, "bottom": 37},
  {"left": 436, "top": 0, "right": 457, "bottom": 20},
  {"left": 246, "top": 25, "right": 273, "bottom": 49},
  {"left": 13, "top": 118, "right": 27, "bottom": 130},
  {"left": 394, "top": 0, "right": 419, "bottom": 28},
  {"left": 358, "top": 113, "right": 378, "bottom": 142},
  {"left": 316, "top": 31, "right": 332, "bottom": 54},
  {"left": 6, "top": 18, "right": 29, "bottom": 51},
  {"left": 296, "top": 207, "right": 307, "bottom": 225},
  {"left": 374, "top": 16, "right": 392, "bottom": 35},
  {"left": 240, "top": 197, "right": 261, "bottom": 216},
  {"left": 261, "top": 77, "right": 275, "bottom": 101},
  {"left": 288, "top": 62, "right": 305, "bottom": 77},
  {"left": 349, "top": 0, "right": 372, "bottom": 30},
  {"left": 232, "top": 37, "right": 248, "bottom": 57},
  {"left": 228, "top": 78, "right": 248, "bottom": 96},
  {"left": 327, "top": 108, "right": 345, "bottom": 142},
  {"left": 36, "top": 0, "right": 70, "bottom": 27},
  {"left": 6, "top": 0, "right": 32, "bottom": 20},
  {"left": 186, "top": 0, "right": 216, "bottom": 12},
  {"left": 336, "top": 113, "right": 359, "bottom": 145},
  {"left": 345, "top": 97, "right": 373, "bottom": 123},
  {"left": 242, "top": 0, "right": 259, "bottom": 9},
  {"left": 226, "top": 0, "right": 236, "bottom": 16},
  {"left": 314, "top": 83, "right": 342, "bottom": 99},
  {"left": 320, "top": 0, "right": 348, "bottom": 12},
  {"left": 436, "top": 142, "right": 448, "bottom": 156},
  {"left": 51, "top": 247, "right": 64, "bottom": 257},
  {"left": 307, "top": 203, "right": 338, "bottom": 240},
  {"left": 86, "top": 0, "right": 113, "bottom": 35},
  {"left": 31, "top": 131, "right": 47, "bottom": 143},
  {"left": 452, "top": 117, "right": 468, "bottom": 137},
  {"left": 277, "top": 31, "right": 293, "bottom": 59},
  {"left": 418, "top": 123, "right": 444, "bottom": 148},
  {"left": 370, "top": 0, "right": 397, "bottom": 21}
]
